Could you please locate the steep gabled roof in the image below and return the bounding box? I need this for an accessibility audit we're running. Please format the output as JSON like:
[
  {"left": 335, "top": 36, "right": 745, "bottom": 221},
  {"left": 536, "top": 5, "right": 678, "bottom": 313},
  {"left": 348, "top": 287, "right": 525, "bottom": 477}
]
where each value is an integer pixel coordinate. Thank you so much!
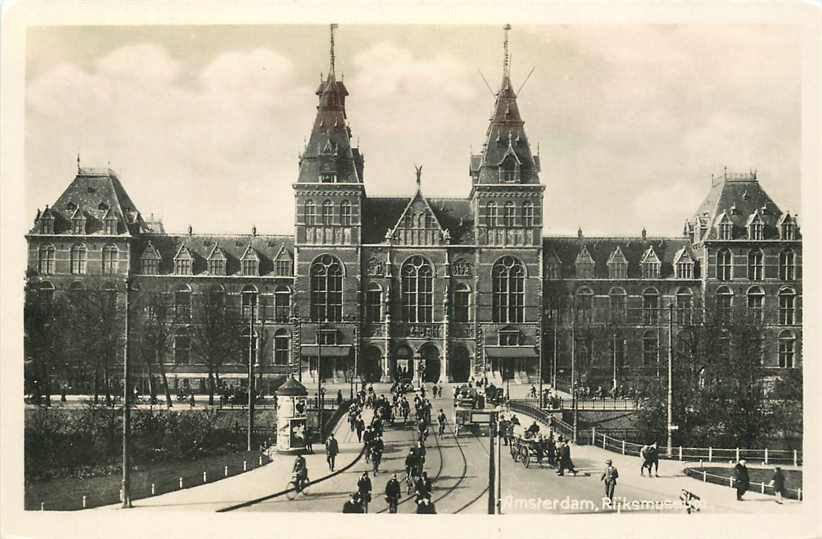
[
  {"left": 640, "top": 246, "right": 661, "bottom": 265},
  {"left": 607, "top": 246, "right": 628, "bottom": 265},
  {"left": 362, "top": 196, "right": 474, "bottom": 245},
  {"left": 240, "top": 243, "right": 260, "bottom": 261},
  {"left": 140, "top": 240, "right": 161, "bottom": 260}
]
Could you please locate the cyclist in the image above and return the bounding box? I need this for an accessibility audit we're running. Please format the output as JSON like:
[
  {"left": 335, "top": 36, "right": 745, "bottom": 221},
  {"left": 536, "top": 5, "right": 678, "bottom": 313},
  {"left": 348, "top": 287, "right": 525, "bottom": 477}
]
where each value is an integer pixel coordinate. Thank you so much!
[
  {"left": 405, "top": 449, "right": 420, "bottom": 493},
  {"left": 437, "top": 409, "right": 447, "bottom": 436},
  {"left": 292, "top": 454, "right": 309, "bottom": 492},
  {"left": 385, "top": 473, "right": 402, "bottom": 513}
]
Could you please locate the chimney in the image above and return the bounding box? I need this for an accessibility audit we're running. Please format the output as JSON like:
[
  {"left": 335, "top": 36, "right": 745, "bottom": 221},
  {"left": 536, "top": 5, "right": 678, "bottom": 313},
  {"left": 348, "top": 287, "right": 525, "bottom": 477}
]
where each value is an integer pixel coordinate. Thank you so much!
[
  {"left": 252, "top": 225, "right": 257, "bottom": 237},
  {"left": 641, "top": 227, "right": 647, "bottom": 240},
  {"left": 577, "top": 227, "right": 583, "bottom": 239},
  {"left": 187, "top": 225, "right": 193, "bottom": 236}
]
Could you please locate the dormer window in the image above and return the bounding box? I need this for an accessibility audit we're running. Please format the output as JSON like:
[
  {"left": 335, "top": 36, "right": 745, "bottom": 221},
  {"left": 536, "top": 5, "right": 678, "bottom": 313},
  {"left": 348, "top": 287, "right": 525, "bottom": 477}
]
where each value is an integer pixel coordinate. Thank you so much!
[
  {"left": 40, "top": 213, "right": 54, "bottom": 234},
  {"left": 71, "top": 211, "right": 86, "bottom": 235},
  {"left": 782, "top": 221, "right": 796, "bottom": 240},
  {"left": 208, "top": 251, "right": 226, "bottom": 275},
  {"left": 640, "top": 247, "right": 661, "bottom": 279},
  {"left": 141, "top": 257, "right": 159, "bottom": 275},
  {"left": 718, "top": 219, "right": 732, "bottom": 240},
  {"left": 674, "top": 248, "right": 694, "bottom": 279},
  {"left": 276, "top": 259, "right": 293, "bottom": 276},
  {"left": 242, "top": 258, "right": 259, "bottom": 276},
  {"left": 749, "top": 222, "right": 763, "bottom": 240},
  {"left": 575, "top": 246, "right": 595, "bottom": 279},
  {"left": 174, "top": 246, "right": 193, "bottom": 275},
  {"left": 104, "top": 213, "right": 118, "bottom": 235},
  {"left": 607, "top": 247, "right": 628, "bottom": 279}
]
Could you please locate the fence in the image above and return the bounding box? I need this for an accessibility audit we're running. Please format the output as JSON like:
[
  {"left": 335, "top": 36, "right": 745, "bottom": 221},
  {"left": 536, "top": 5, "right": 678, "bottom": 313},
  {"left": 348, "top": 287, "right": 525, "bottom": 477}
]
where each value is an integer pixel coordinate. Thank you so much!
[
  {"left": 508, "top": 399, "right": 803, "bottom": 467},
  {"left": 26, "top": 449, "right": 271, "bottom": 511},
  {"left": 515, "top": 396, "right": 639, "bottom": 411},
  {"left": 684, "top": 464, "right": 803, "bottom": 501}
]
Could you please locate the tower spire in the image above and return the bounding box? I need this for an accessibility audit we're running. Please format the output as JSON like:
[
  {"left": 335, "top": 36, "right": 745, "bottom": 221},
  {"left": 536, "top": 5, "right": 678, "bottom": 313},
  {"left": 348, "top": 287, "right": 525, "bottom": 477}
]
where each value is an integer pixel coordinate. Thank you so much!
[
  {"left": 503, "top": 23, "right": 512, "bottom": 81},
  {"left": 329, "top": 23, "right": 339, "bottom": 77},
  {"left": 415, "top": 163, "right": 423, "bottom": 191}
]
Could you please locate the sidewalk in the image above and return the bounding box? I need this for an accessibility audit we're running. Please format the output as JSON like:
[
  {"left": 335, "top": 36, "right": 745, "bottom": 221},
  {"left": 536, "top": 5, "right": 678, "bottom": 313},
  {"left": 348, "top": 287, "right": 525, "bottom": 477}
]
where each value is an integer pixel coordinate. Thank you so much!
[{"left": 97, "top": 407, "right": 369, "bottom": 512}]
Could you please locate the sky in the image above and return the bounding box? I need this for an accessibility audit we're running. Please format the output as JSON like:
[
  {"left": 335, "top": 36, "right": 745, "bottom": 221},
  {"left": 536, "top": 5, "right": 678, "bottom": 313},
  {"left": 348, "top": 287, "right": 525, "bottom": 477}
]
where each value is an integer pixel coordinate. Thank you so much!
[{"left": 24, "top": 24, "right": 801, "bottom": 237}]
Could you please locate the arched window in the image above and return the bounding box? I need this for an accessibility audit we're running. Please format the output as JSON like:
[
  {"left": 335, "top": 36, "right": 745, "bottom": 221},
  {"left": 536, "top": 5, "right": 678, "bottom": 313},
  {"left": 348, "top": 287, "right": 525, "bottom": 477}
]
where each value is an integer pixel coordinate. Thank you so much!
[
  {"left": 241, "top": 327, "right": 258, "bottom": 364},
  {"left": 504, "top": 202, "right": 515, "bottom": 227},
  {"left": 642, "top": 287, "right": 659, "bottom": 325},
  {"left": 676, "top": 287, "right": 693, "bottom": 325},
  {"left": 207, "top": 284, "right": 225, "bottom": 309},
  {"left": 748, "top": 249, "right": 764, "bottom": 281},
  {"left": 779, "top": 249, "right": 795, "bottom": 281},
  {"left": 366, "top": 282, "right": 383, "bottom": 322},
  {"left": 70, "top": 244, "right": 87, "bottom": 275},
  {"left": 642, "top": 330, "right": 658, "bottom": 367},
  {"left": 522, "top": 201, "right": 534, "bottom": 227},
  {"left": 174, "top": 327, "right": 190, "bottom": 364},
  {"left": 576, "top": 286, "right": 594, "bottom": 324},
  {"left": 454, "top": 283, "right": 471, "bottom": 322},
  {"left": 241, "top": 285, "right": 259, "bottom": 321},
  {"left": 340, "top": 200, "right": 352, "bottom": 226},
  {"left": 174, "top": 284, "right": 192, "bottom": 322},
  {"left": 717, "top": 248, "right": 732, "bottom": 281},
  {"left": 778, "top": 287, "right": 796, "bottom": 325},
  {"left": 778, "top": 330, "right": 796, "bottom": 368},
  {"left": 322, "top": 200, "right": 334, "bottom": 225},
  {"left": 716, "top": 286, "right": 733, "bottom": 323},
  {"left": 747, "top": 286, "right": 765, "bottom": 322},
  {"left": 609, "top": 287, "right": 626, "bottom": 322},
  {"left": 310, "top": 255, "right": 343, "bottom": 322},
  {"left": 274, "top": 285, "right": 291, "bottom": 321},
  {"left": 402, "top": 256, "right": 433, "bottom": 323},
  {"left": 486, "top": 201, "right": 497, "bottom": 227},
  {"left": 38, "top": 245, "right": 55, "bottom": 275},
  {"left": 102, "top": 244, "right": 118, "bottom": 274},
  {"left": 274, "top": 329, "right": 290, "bottom": 365},
  {"left": 492, "top": 256, "right": 525, "bottom": 323},
  {"left": 305, "top": 200, "right": 316, "bottom": 225}
]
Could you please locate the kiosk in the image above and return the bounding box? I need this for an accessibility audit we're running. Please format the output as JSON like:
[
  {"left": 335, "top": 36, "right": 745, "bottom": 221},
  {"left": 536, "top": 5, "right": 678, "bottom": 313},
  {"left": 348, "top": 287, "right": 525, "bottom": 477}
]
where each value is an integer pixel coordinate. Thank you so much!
[{"left": 276, "top": 377, "right": 309, "bottom": 452}]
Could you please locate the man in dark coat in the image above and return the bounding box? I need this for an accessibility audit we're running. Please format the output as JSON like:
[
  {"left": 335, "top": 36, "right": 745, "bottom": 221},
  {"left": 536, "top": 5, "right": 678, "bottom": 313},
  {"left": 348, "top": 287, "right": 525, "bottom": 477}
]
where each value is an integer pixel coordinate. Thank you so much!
[
  {"left": 557, "top": 440, "right": 577, "bottom": 476},
  {"left": 325, "top": 433, "right": 339, "bottom": 471},
  {"left": 601, "top": 459, "right": 619, "bottom": 502},
  {"left": 342, "top": 492, "right": 364, "bottom": 513},
  {"left": 357, "top": 472, "right": 373, "bottom": 513},
  {"left": 770, "top": 466, "right": 787, "bottom": 504},
  {"left": 355, "top": 416, "right": 365, "bottom": 442},
  {"left": 415, "top": 471, "right": 433, "bottom": 499},
  {"left": 416, "top": 495, "right": 437, "bottom": 514},
  {"left": 734, "top": 459, "right": 750, "bottom": 501},
  {"left": 385, "top": 473, "right": 402, "bottom": 513}
]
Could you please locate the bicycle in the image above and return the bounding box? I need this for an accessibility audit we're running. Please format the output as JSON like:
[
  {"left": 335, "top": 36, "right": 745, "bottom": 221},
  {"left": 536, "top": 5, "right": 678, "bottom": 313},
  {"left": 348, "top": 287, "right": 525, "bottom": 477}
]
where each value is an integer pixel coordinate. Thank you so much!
[
  {"left": 405, "top": 467, "right": 420, "bottom": 494},
  {"left": 286, "top": 473, "right": 309, "bottom": 500}
]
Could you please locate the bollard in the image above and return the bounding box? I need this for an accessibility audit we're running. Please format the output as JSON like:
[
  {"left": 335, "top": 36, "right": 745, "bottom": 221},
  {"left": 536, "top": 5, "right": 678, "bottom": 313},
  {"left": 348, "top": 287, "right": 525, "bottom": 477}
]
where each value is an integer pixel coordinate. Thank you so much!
[
  {"left": 82, "top": 496, "right": 87, "bottom": 509},
  {"left": 735, "top": 448, "right": 739, "bottom": 461},
  {"left": 761, "top": 482, "right": 765, "bottom": 494},
  {"left": 591, "top": 427, "right": 596, "bottom": 445},
  {"left": 798, "top": 488, "right": 802, "bottom": 501},
  {"left": 203, "top": 471, "right": 207, "bottom": 483},
  {"left": 699, "top": 459, "right": 704, "bottom": 469},
  {"left": 151, "top": 483, "right": 156, "bottom": 496},
  {"left": 259, "top": 455, "right": 263, "bottom": 465},
  {"left": 602, "top": 434, "right": 606, "bottom": 449},
  {"left": 119, "top": 488, "right": 123, "bottom": 502},
  {"left": 622, "top": 440, "right": 626, "bottom": 455},
  {"left": 679, "top": 446, "right": 683, "bottom": 461},
  {"left": 41, "top": 502, "right": 44, "bottom": 511},
  {"left": 224, "top": 465, "right": 229, "bottom": 477},
  {"left": 702, "top": 470, "right": 706, "bottom": 481},
  {"left": 764, "top": 448, "right": 768, "bottom": 465},
  {"left": 179, "top": 477, "right": 183, "bottom": 489},
  {"left": 243, "top": 460, "right": 247, "bottom": 472},
  {"left": 730, "top": 477, "right": 734, "bottom": 488},
  {"left": 793, "top": 450, "right": 798, "bottom": 466},
  {"left": 708, "top": 447, "right": 713, "bottom": 462}
]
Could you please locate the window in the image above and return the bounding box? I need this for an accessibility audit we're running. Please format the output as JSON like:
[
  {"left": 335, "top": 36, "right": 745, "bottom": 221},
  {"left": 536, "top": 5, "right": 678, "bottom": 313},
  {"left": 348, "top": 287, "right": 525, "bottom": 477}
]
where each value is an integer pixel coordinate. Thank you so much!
[
  {"left": 322, "top": 200, "right": 334, "bottom": 225},
  {"left": 609, "top": 287, "right": 626, "bottom": 322},
  {"left": 675, "top": 251, "right": 694, "bottom": 279},
  {"left": 38, "top": 245, "right": 55, "bottom": 274},
  {"left": 274, "top": 286, "right": 291, "bottom": 321},
  {"left": 749, "top": 221, "right": 763, "bottom": 240},
  {"left": 242, "top": 258, "right": 258, "bottom": 276},
  {"left": 676, "top": 287, "right": 693, "bottom": 325},
  {"left": 72, "top": 215, "right": 85, "bottom": 235},
  {"left": 642, "top": 331, "right": 658, "bottom": 367},
  {"left": 492, "top": 256, "right": 525, "bottom": 323},
  {"left": 778, "top": 331, "right": 796, "bottom": 368},
  {"left": 141, "top": 257, "right": 159, "bottom": 275},
  {"left": 40, "top": 214, "right": 54, "bottom": 234},
  {"left": 779, "top": 287, "right": 796, "bottom": 325},
  {"left": 402, "top": 256, "right": 433, "bottom": 323},
  {"left": 717, "top": 249, "right": 732, "bottom": 281},
  {"left": 641, "top": 249, "right": 661, "bottom": 279},
  {"left": 340, "top": 201, "right": 352, "bottom": 226},
  {"left": 716, "top": 286, "right": 733, "bottom": 323},
  {"left": 175, "top": 252, "right": 192, "bottom": 275},
  {"left": 174, "top": 328, "right": 191, "bottom": 364},
  {"left": 104, "top": 216, "right": 117, "bottom": 235},
  {"left": 317, "top": 329, "right": 337, "bottom": 345},
  {"left": 70, "top": 244, "right": 87, "bottom": 274},
  {"left": 779, "top": 249, "right": 795, "bottom": 281},
  {"left": 101, "top": 244, "right": 118, "bottom": 274},
  {"left": 607, "top": 249, "right": 628, "bottom": 279},
  {"left": 207, "top": 284, "right": 225, "bottom": 309},
  {"left": 305, "top": 200, "right": 317, "bottom": 225},
  {"left": 642, "top": 288, "right": 659, "bottom": 325},
  {"left": 499, "top": 328, "right": 520, "bottom": 346},
  {"left": 310, "top": 255, "right": 343, "bottom": 322},
  {"left": 719, "top": 220, "right": 732, "bottom": 240},
  {"left": 523, "top": 202, "right": 534, "bottom": 227},
  {"left": 504, "top": 202, "right": 515, "bottom": 227},
  {"left": 319, "top": 173, "right": 336, "bottom": 183},
  {"left": 575, "top": 246, "right": 595, "bottom": 279},
  {"left": 276, "top": 259, "right": 293, "bottom": 276},
  {"left": 174, "top": 284, "right": 191, "bottom": 322},
  {"left": 241, "top": 285, "right": 258, "bottom": 321},
  {"left": 782, "top": 221, "right": 795, "bottom": 240},
  {"left": 576, "top": 287, "right": 593, "bottom": 324},
  {"left": 747, "top": 286, "right": 764, "bottom": 322},
  {"left": 748, "top": 250, "right": 763, "bottom": 281},
  {"left": 274, "top": 329, "right": 290, "bottom": 365},
  {"left": 366, "top": 283, "right": 383, "bottom": 322},
  {"left": 486, "top": 201, "right": 497, "bottom": 227},
  {"left": 545, "top": 262, "right": 561, "bottom": 280},
  {"left": 209, "top": 257, "right": 225, "bottom": 275},
  {"left": 454, "top": 283, "right": 471, "bottom": 322}
]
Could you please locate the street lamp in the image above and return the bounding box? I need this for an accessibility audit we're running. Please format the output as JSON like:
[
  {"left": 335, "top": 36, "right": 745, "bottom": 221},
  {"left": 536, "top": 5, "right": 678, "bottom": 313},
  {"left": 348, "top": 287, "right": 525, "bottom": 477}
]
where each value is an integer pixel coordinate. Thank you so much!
[
  {"left": 245, "top": 292, "right": 257, "bottom": 452},
  {"left": 121, "top": 277, "right": 139, "bottom": 509},
  {"left": 667, "top": 302, "right": 674, "bottom": 457}
]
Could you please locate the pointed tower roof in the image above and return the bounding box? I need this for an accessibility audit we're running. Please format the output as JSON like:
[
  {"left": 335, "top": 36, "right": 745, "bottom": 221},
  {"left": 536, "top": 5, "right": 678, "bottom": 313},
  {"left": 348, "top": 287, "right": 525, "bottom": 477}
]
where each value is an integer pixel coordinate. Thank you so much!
[
  {"left": 297, "top": 24, "right": 363, "bottom": 184},
  {"left": 471, "top": 24, "right": 540, "bottom": 187}
]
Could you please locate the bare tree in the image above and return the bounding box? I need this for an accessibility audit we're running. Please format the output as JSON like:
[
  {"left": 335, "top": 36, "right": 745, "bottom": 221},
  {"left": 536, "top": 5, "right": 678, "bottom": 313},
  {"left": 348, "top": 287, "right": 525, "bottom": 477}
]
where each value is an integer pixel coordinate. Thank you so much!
[
  {"left": 24, "top": 275, "right": 70, "bottom": 406},
  {"left": 134, "top": 289, "right": 175, "bottom": 407}
]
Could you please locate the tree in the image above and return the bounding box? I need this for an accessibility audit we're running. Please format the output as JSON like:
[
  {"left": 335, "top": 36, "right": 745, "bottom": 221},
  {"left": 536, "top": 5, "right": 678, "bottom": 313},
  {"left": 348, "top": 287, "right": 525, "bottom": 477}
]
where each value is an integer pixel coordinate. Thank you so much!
[
  {"left": 24, "top": 277, "right": 70, "bottom": 406},
  {"left": 134, "top": 289, "right": 175, "bottom": 407}
]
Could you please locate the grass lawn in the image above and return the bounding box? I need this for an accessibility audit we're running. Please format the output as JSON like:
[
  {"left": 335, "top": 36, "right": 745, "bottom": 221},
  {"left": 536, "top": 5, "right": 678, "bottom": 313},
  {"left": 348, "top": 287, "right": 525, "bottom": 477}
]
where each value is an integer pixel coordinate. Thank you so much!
[{"left": 26, "top": 449, "right": 269, "bottom": 511}]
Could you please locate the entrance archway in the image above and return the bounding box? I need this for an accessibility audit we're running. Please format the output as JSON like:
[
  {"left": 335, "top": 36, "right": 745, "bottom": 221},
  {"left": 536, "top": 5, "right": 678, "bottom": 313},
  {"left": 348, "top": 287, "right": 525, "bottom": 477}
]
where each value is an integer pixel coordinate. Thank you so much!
[
  {"left": 394, "top": 345, "right": 414, "bottom": 382},
  {"left": 450, "top": 346, "right": 470, "bottom": 383},
  {"left": 360, "top": 346, "right": 383, "bottom": 383},
  {"left": 419, "top": 343, "right": 441, "bottom": 383}
]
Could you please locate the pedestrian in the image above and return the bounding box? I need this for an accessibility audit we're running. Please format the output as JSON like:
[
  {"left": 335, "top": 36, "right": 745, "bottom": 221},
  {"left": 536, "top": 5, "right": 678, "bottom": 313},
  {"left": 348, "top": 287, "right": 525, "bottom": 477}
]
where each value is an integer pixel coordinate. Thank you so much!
[
  {"left": 337, "top": 389, "right": 343, "bottom": 407},
  {"left": 325, "top": 433, "right": 339, "bottom": 471},
  {"left": 769, "top": 466, "right": 787, "bottom": 504},
  {"left": 648, "top": 441, "right": 660, "bottom": 477},
  {"left": 304, "top": 424, "right": 314, "bottom": 454},
  {"left": 734, "top": 459, "right": 750, "bottom": 501},
  {"left": 363, "top": 426, "right": 373, "bottom": 462},
  {"left": 372, "top": 436, "right": 384, "bottom": 475},
  {"left": 601, "top": 459, "right": 619, "bottom": 503},
  {"left": 557, "top": 440, "right": 577, "bottom": 476},
  {"left": 385, "top": 473, "right": 402, "bottom": 513},
  {"left": 415, "top": 471, "right": 433, "bottom": 499},
  {"left": 355, "top": 416, "right": 365, "bottom": 442},
  {"left": 416, "top": 495, "right": 437, "bottom": 514},
  {"left": 342, "top": 492, "right": 363, "bottom": 513},
  {"left": 639, "top": 444, "right": 650, "bottom": 476},
  {"left": 357, "top": 471, "right": 373, "bottom": 513}
]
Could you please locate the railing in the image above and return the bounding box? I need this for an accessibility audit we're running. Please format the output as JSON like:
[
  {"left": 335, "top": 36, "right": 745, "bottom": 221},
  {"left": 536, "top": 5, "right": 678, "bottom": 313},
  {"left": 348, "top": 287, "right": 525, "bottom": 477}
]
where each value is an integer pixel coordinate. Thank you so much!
[
  {"left": 514, "top": 397, "right": 639, "bottom": 411},
  {"left": 684, "top": 465, "right": 802, "bottom": 501}
]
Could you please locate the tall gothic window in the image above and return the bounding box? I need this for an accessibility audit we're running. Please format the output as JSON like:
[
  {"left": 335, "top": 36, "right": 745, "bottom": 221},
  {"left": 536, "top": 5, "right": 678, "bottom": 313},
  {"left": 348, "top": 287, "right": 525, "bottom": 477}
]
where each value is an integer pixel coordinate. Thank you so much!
[
  {"left": 779, "top": 249, "right": 795, "bottom": 280},
  {"left": 504, "top": 202, "right": 515, "bottom": 227},
  {"left": 274, "top": 285, "right": 291, "bottom": 321},
  {"left": 717, "top": 248, "right": 732, "bottom": 281},
  {"left": 174, "top": 327, "right": 191, "bottom": 364},
  {"left": 492, "top": 256, "right": 525, "bottom": 323},
  {"left": 366, "top": 282, "right": 383, "bottom": 322},
  {"left": 274, "top": 329, "right": 290, "bottom": 365},
  {"left": 779, "top": 287, "right": 796, "bottom": 325},
  {"left": 642, "top": 288, "right": 659, "bottom": 325},
  {"left": 717, "top": 286, "right": 733, "bottom": 323},
  {"left": 340, "top": 200, "right": 352, "bottom": 226},
  {"left": 241, "top": 285, "right": 258, "bottom": 321},
  {"left": 102, "top": 244, "right": 118, "bottom": 274},
  {"left": 576, "top": 287, "right": 594, "bottom": 324},
  {"left": 38, "top": 245, "right": 55, "bottom": 275},
  {"left": 748, "top": 249, "right": 764, "bottom": 281},
  {"left": 747, "top": 286, "right": 765, "bottom": 322},
  {"left": 523, "top": 201, "right": 534, "bottom": 227},
  {"left": 609, "top": 287, "right": 626, "bottom": 322},
  {"left": 676, "top": 287, "right": 693, "bottom": 325},
  {"left": 642, "top": 330, "right": 658, "bottom": 367},
  {"left": 486, "top": 201, "right": 497, "bottom": 227},
  {"left": 310, "top": 255, "right": 343, "bottom": 322},
  {"left": 401, "top": 256, "right": 433, "bottom": 323},
  {"left": 322, "top": 200, "right": 334, "bottom": 225},
  {"left": 454, "top": 283, "right": 471, "bottom": 322},
  {"left": 174, "top": 284, "right": 192, "bottom": 322},
  {"left": 70, "top": 243, "right": 87, "bottom": 275},
  {"left": 778, "top": 330, "right": 796, "bottom": 368},
  {"left": 305, "top": 200, "right": 316, "bottom": 225}
]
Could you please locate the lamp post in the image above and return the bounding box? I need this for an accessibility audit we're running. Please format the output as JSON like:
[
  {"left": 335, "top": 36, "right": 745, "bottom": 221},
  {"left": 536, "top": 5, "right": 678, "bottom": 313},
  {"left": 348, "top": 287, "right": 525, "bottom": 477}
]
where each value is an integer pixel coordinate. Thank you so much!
[
  {"left": 246, "top": 293, "right": 256, "bottom": 452},
  {"left": 667, "top": 302, "right": 673, "bottom": 457},
  {"left": 552, "top": 308, "right": 557, "bottom": 391},
  {"left": 121, "top": 278, "right": 134, "bottom": 508},
  {"left": 571, "top": 298, "right": 577, "bottom": 444},
  {"left": 318, "top": 336, "right": 323, "bottom": 440}
]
